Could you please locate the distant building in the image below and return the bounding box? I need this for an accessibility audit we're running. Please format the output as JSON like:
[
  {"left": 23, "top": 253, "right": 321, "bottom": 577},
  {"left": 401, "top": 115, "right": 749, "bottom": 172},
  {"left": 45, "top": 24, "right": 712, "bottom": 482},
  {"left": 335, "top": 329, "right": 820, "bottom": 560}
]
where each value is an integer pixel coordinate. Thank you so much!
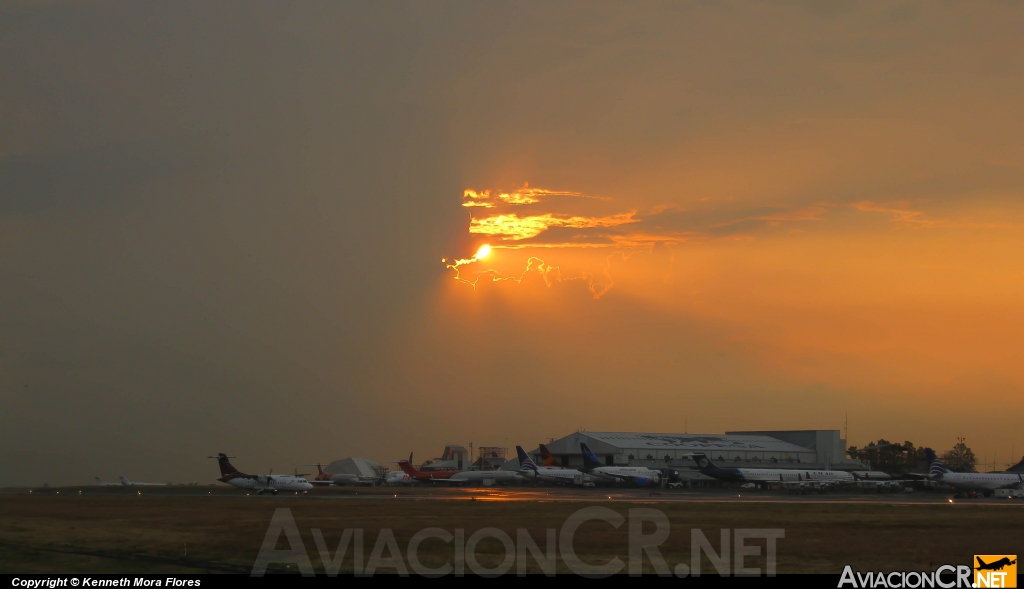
[
  {"left": 420, "top": 445, "right": 469, "bottom": 471},
  {"left": 725, "top": 430, "right": 852, "bottom": 469},
  {"left": 503, "top": 430, "right": 865, "bottom": 481},
  {"left": 473, "top": 446, "right": 507, "bottom": 471},
  {"left": 324, "top": 457, "right": 385, "bottom": 479}
]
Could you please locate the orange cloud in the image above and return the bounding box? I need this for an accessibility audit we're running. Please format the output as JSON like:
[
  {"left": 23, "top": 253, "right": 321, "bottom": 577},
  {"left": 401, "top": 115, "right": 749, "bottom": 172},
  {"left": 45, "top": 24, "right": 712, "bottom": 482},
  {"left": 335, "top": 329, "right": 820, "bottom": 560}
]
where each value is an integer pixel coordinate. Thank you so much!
[
  {"left": 462, "top": 189, "right": 495, "bottom": 208},
  {"left": 462, "top": 183, "right": 607, "bottom": 208},
  {"left": 852, "top": 201, "right": 933, "bottom": 226},
  {"left": 852, "top": 200, "right": 1022, "bottom": 229},
  {"left": 469, "top": 212, "right": 638, "bottom": 242},
  {"left": 444, "top": 184, "right": 841, "bottom": 298},
  {"left": 441, "top": 250, "right": 635, "bottom": 300}
]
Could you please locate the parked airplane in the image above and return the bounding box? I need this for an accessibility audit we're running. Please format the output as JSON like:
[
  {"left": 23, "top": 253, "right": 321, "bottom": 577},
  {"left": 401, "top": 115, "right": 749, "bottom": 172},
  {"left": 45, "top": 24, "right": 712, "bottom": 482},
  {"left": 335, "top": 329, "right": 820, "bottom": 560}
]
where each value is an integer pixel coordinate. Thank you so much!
[
  {"left": 118, "top": 476, "right": 166, "bottom": 487},
  {"left": 999, "top": 457, "right": 1024, "bottom": 474},
  {"left": 395, "top": 456, "right": 461, "bottom": 483},
  {"left": 851, "top": 473, "right": 906, "bottom": 493},
  {"left": 852, "top": 471, "right": 892, "bottom": 480},
  {"left": 447, "top": 469, "right": 523, "bottom": 486},
  {"left": 305, "top": 463, "right": 379, "bottom": 487},
  {"left": 925, "top": 449, "right": 1024, "bottom": 496},
  {"left": 689, "top": 453, "right": 855, "bottom": 486},
  {"left": 538, "top": 444, "right": 560, "bottom": 467},
  {"left": 580, "top": 443, "right": 661, "bottom": 485},
  {"left": 394, "top": 454, "right": 519, "bottom": 486},
  {"left": 208, "top": 453, "right": 313, "bottom": 494},
  {"left": 384, "top": 471, "right": 414, "bottom": 486},
  {"left": 516, "top": 446, "right": 587, "bottom": 486},
  {"left": 94, "top": 477, "right": 119, "bottom": 486}
]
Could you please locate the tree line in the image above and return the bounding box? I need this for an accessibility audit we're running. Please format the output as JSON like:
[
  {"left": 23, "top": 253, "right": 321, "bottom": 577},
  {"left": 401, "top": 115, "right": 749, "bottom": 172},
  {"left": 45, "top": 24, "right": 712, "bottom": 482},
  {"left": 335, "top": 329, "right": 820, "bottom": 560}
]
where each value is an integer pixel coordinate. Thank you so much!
[{"left": 846, "top": 437, "right": 977, "bottom": 473}]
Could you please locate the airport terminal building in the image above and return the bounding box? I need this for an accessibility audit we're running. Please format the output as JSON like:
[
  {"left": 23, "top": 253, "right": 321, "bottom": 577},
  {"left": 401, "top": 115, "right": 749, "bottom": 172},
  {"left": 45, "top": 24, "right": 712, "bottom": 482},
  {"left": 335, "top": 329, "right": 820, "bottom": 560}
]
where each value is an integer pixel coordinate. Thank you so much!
[{"left": 504, "top": 430, "right": 865, "bottom": 482}]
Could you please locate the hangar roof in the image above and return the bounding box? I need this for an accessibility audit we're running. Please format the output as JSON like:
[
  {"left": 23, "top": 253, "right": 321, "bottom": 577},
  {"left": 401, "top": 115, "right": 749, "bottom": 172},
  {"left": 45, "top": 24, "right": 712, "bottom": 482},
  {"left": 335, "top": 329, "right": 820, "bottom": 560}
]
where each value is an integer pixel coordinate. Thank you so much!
[
  {"left": 569, "top": 432, "right": 813, "bottom": 453},
  {"left": 324, "top": 457, "right": 384, "bottom": 478}
]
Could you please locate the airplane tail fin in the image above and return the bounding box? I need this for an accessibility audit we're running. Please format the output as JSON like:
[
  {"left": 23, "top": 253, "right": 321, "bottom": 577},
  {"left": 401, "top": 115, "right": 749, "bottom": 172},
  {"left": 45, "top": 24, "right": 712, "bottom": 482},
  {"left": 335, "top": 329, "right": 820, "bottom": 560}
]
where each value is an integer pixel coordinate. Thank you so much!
[
  {"left": 690, "top": 452, "right": 718, "bottom": 472},
  {"left": 516, "top": 446, "right": 539, "bottom": 472},
  {"left": 396, "top": 460, "right": 423, "bottom": 478},
  {"left": 118, "top": 475, "right": 130, "bottom": 485},
  {"left": 213, "top": 453, "right": 239, "bottom": 477},
  {"left": 976, "top": 557, "right": 988, "bottom": 569},
  {"left": 539, "top": 444, "right": 558, "bottom": 467},
  {"left": 579, "top": 443, "right": 602, "bottom": 470},
  {"left": 1005, "top": 456, "right": 1024, "bottom": 473},
  {"left": 925, "top": 448, "right": 949, "bottom": 475}
]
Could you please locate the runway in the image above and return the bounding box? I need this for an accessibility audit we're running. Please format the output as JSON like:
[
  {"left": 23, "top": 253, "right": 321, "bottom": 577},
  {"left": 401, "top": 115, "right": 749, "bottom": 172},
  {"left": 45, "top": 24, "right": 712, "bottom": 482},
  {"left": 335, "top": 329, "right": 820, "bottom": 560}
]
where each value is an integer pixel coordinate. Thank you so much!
[
  {"left": 6, "top": 484, "right": 1022, "bottom": 507},
  {"left": 3, "top": 485, "right": 1021, "bottom": 574}
]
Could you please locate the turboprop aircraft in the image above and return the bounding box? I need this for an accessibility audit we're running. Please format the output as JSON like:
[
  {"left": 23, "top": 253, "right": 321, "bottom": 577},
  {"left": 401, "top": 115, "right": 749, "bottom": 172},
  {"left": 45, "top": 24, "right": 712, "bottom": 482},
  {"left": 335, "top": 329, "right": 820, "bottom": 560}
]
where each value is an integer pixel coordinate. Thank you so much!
[{"left": 208, "top": 453, "right": 312, "bottom": 495}]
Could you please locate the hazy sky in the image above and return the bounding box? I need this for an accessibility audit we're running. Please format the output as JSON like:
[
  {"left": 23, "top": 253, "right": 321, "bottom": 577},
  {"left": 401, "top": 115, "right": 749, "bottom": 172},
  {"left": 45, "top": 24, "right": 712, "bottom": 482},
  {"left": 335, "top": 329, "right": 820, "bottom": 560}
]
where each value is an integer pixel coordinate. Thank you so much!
[{"left": 2, "top": 2, "right": 1023, "bottom": 485}]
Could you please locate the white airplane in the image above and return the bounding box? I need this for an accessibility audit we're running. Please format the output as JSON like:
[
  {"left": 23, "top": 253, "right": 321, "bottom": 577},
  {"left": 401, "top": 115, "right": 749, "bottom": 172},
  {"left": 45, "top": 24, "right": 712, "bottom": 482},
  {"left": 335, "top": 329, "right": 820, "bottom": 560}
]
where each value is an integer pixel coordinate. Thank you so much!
[
  {"left": 853, "top": 471, "right": 892, "bottom": 480},
  {"left": 208, "top": 453, "right": 312, "bottom": 495},
  {"left": 94, "top": 477, "right": 120, "bottom": 486},
  {"left": 118, "top": 476, "right": 166, "bottom": 487},
  {"left": 516, "top": 446, "right": 587, "bottom": 485},
  {"left": 688, "top": 453, "right": 855, "bottom": 486},
  {"left": 393, "top": 458, "right": 523, "bottom": 486},
  {"left": 384, "top": 471, "right": 414, "bottom": 486},
  {"left": 925, "top": 449, "right": 1023, "bottom": 496},
  {"left": 580, "top": 443, "right": 662, "bottom": 485},
  {"left": 854, "top": 479, "right": 906, "bottom": 493},
  {"left": 850, "top": 470, "right": 904, "bottom": 492},
  {"left": 447, "top": 469, "right": 523, "bottom": 486},
  {"left": 305, "top": 463, "right": 380, "bottom": 487}
]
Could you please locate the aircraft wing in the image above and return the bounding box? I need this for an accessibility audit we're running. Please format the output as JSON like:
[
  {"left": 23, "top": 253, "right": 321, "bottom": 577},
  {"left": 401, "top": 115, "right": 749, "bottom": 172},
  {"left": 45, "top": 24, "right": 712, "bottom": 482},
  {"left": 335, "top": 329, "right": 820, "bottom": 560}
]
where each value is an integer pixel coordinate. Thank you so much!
[
  {"left": 606, "top": 472, "right": 659, "bottom": 484},
  {"left": 307, "top": 480, "right": 333, "bottom": 487},
  {"left": 422, "top": 478, "right": 465, "bottom": 485}
]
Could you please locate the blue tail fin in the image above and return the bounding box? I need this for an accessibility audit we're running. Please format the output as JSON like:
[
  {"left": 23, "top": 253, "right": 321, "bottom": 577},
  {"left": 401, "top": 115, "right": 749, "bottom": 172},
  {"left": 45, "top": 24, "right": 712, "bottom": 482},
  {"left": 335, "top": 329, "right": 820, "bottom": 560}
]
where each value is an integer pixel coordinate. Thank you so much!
[
  {"left": 516, "top": 446, "right": 539, "bottom": 472},
  {"left": 690, "top": 452, "right": 718, "bottom": 471},
  {"left": 579, "top": 443, "right": 602, "bottom": 470},
  {"left": 925, "top": 448, "right": 948, "bottom": 475},
  {"left": 1005, "top": 457, "right": 1024, "bottom": 473}
]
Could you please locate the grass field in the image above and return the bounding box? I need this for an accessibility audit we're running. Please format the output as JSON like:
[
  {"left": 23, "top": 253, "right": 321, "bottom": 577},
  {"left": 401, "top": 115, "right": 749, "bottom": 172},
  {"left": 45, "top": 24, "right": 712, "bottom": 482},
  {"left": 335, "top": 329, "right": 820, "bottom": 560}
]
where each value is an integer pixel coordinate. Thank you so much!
[{"left": 2, "top": 486, "right": 1021, "bottom": 574}]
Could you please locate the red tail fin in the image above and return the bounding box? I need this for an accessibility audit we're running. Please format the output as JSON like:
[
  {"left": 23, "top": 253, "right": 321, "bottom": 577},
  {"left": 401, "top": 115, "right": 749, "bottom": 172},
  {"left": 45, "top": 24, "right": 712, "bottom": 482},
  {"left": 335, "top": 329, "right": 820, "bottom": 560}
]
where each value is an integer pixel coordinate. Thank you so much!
[
  {"left": 397, "top": 461, "right": 422, "bottom": 478},
  {"left": 216, "top": 454, "right": 239, "bottom": 477}
]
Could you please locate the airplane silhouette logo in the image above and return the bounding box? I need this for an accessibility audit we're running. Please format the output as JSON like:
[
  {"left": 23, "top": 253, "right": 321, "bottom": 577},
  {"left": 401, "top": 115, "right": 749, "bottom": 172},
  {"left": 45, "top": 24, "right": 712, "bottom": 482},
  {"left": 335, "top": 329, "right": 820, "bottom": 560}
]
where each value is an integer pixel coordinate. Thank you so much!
[
  {"left": 973, "top": 555, "right": 1017, "bottom": 589},
  {"left": 976, "top": 556, "right": 1016, "bottom": 571}
]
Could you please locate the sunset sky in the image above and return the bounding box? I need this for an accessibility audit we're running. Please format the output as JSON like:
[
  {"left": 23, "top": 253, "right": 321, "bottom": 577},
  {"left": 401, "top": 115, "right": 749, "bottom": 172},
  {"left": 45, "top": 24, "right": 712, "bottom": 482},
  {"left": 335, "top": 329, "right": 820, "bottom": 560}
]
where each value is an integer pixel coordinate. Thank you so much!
[{"left": 2, "top": 2, "right": 1023, "bottom": 485}]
